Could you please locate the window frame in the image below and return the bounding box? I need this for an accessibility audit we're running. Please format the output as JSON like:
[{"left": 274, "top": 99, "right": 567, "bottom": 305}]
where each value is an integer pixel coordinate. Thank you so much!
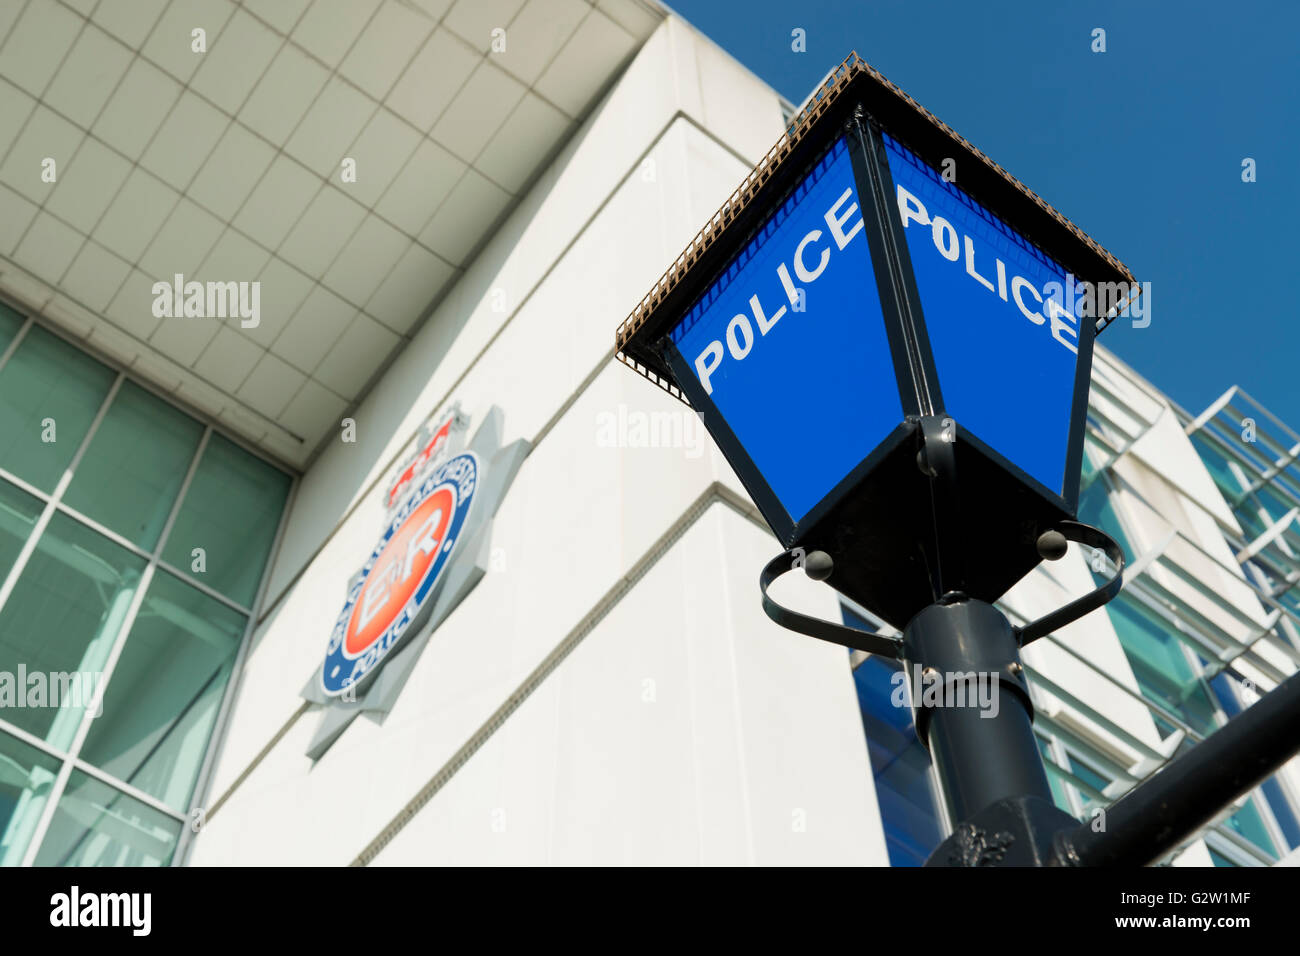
[{"left": 0, "top": 308, "right": 297, "bottom": 867}]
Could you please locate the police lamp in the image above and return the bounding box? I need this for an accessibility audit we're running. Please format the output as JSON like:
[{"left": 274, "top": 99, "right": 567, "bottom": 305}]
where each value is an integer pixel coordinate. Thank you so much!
[
  {"left": 619, "top": 54, "right": 1132, "bottom": 630},
  {"left": 616, "top": 54, "right": 1300, "bottom": 867}
]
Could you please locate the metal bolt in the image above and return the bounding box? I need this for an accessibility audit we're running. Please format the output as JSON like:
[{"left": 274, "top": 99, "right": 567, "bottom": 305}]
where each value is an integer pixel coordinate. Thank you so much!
[
  {"left": 803, "top": 550, "right": 834, "bottom": 582},
  {"left": 1036, "top": 529, "right": 1068, "bottom": 561}
]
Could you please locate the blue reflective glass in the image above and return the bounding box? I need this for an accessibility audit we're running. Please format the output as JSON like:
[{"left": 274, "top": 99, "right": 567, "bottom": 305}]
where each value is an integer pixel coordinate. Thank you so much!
[
  {"left": 1211, "top": 672, "right": 1300, "bottom": 850},
  {"left": 845, "top": 608, "right": 944, "bottom": 866},
  {"left": 1066, "top": 752, "right": 1110, "bottom": 804},
  {"left": 1036, "top": 735, "right": 1072, "bottom": 813}
]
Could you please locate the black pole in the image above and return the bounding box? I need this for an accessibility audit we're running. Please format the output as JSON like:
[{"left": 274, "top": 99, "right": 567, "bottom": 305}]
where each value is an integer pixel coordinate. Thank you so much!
[
  {"left": 901, "top": 598, "right": 1054, "bottom": 816},
  {"left": 1056, "top": 665, "right": 1300, "bottom": 866}
]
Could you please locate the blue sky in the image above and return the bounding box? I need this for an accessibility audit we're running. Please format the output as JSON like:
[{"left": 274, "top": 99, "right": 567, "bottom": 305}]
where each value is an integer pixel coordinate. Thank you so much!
[{"left": 667, "top": 0, "right": 1300, "bottom": 431}]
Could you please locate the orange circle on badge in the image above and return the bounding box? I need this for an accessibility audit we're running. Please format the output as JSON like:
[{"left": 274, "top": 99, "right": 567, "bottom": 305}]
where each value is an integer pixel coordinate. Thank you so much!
[{"left": 344, "top": 486, "right": 454, "bottom": 657}]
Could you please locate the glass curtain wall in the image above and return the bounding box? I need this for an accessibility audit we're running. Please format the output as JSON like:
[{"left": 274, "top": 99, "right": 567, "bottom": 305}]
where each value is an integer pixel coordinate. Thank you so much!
[
  {"left": 1060, "top": 468, "right": 1299, "bottom": 864},
  {"left": 0, "top": 305, "right": 291, "bottom": 866}
]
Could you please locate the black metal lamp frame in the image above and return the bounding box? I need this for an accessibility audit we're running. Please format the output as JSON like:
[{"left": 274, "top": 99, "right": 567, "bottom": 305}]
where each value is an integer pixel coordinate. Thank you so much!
[{"left": 762, "top": 519, "right": 1300, "bottom": 866}]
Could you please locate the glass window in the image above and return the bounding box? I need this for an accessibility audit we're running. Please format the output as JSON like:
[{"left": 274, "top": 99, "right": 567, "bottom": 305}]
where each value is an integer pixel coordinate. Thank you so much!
[
  {"left": 0, "top": 479, "right": 43, "bottom": 581},
  {"left": 161, "top": 433, "right": 290, "bottom": 607},
  {"left": 1258, "top": 777, "right": 1300, "bottom": 851},
  {"left": 1254, "top": 487, "right": 1292, "bottom": 527},
  {"left": 0, "top": 326, "right": 116, "bottom": 492},
  {"left": 1148, "top": 713, "right": 1180, "bottom": 739},
  {"left": 62, "top": 381, "right": 203, "bottom": 550},
  {"left": 1207, "top": 846, "right": 1236, "bottom": 867},
  {"left": 31, "top": 769, "right": 181, "bottom": 866},
  {"left": 1080, "top": 432, "right": 1103, "bottom": 485},
  {"left": 1223, "top": 797, "right": 1277, "bottom": 858},
  {"left": 0, "top": 730, "right": 61, "bottom": 866},
  {"left": 1189, "top": 432, "right": 1249, "bottom": 503},
  {"left": 1066, "top": 751, "right": 1111, "bottom": 811},
  {"left": 0, "top": 315, "right": 292, "bottom": 867},
  {"left": 1234, "top": 507, "right": 1267, "bottom": 541},
  {"left": 1106, "top": 596, "right": 1220, "bottom": 738},
  {"left": 1036, "top": 735, "right": 1073, "bottom": 813},
  {"left": 852, "top": 654, "right": 945, "bottom": 866},
  {"left": 0, "top": 512, "right": 147, "bottom": 749},
  {"left": 0, "top": 302, "right": 22, "bottom": 355},
  {"left": 1210, "top": 672, "right": 1300, "bottom": 851},
  {"left": 1067, "top": 754, "right": 1109, "bottom": 795},
  {"left": 844, "top": 606, "right": 945, "bottom": 866},
  {"left": 79, "top": 570, "right": 245, "bottom": 813},
  {"left": 1077, "top": 477, "right": 1133, "bottom": 563}
]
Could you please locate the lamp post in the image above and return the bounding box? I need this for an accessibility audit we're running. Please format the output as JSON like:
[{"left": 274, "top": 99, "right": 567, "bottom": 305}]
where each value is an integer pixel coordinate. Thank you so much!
[{"left": 616, "top": 53, "right": 1300, "bottom": 866}]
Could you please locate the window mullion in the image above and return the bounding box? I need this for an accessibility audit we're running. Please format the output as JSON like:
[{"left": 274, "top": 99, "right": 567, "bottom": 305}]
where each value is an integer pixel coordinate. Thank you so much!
[
  {"left": 0, "top": 373, "right": 124, "bottom": 620},
  {"left": 18, "top": 562, "right": 157, "bottom": 866},
  {"left": 0, "top": 314, "right": 34, "bottom": 376}
]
